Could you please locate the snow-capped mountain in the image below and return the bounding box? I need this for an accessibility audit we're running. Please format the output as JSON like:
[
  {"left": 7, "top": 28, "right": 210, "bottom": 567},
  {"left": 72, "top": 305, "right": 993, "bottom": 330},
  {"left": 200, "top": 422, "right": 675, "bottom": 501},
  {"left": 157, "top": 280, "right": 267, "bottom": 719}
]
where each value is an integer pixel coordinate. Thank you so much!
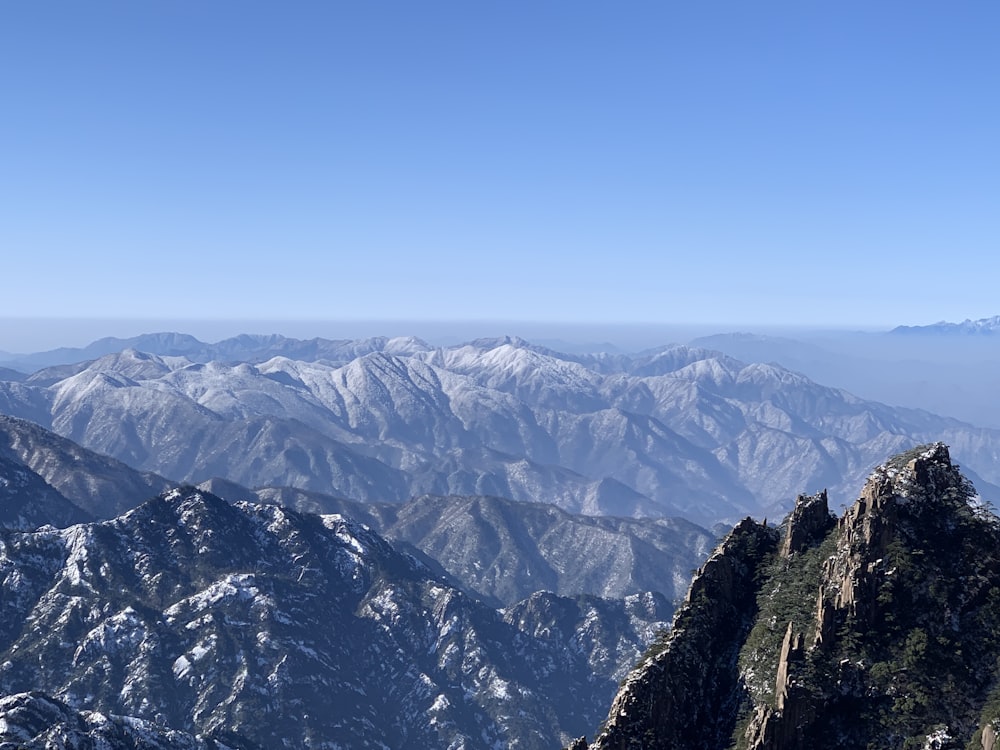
[
  {"left": 891, "top": 315, "right": 1000, "bottom": 335},
  {"left": 0, "top": 692, "right": 238, "bottom": 750},
  {"left": 0, "top": 333, "right": 434, "bottom": 372},
  {"left": 0, "top": 487, "right": 668, "bottom": 749},
  {"left": 3, "top": 334, "right": 1000, "bottom": 524}
]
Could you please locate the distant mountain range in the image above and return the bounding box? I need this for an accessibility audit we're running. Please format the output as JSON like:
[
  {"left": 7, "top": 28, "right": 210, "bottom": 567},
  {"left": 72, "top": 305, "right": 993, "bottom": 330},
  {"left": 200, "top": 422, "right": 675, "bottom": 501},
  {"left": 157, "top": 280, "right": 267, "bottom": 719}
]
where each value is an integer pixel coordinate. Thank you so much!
[
  {"left": 3, "top": 333, "right": 1000, "bottom": 525},
  {"left": 890, "top": 315, "right": 1000, "bottom": 335},
  {"left": 688, "top": 327, "right": 1000, "bottom": 430},
  {"left": 0, "top": 332, "right": 434, "bottom": 372},
  {"left": 4, "top": 330, "right": 1000, "bottom": 748}
]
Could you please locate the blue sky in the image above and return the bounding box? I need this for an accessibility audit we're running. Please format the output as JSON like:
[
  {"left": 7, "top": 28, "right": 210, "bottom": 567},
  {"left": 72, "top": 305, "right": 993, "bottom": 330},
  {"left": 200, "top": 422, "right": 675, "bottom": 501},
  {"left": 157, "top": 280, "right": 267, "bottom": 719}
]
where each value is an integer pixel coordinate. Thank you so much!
[{"left": 2, "top": 2, "right": 998, "bottom": 332}]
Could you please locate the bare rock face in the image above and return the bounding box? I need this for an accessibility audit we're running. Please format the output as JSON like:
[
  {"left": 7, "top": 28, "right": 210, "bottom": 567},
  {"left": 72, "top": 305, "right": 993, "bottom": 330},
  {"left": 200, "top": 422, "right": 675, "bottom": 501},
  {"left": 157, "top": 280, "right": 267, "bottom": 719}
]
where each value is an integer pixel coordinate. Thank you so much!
[
  {"left": 746, "top": 443, "right": 1000, "bottom": 750},
  {"left": 779, "top": 490, "right": 834, "bottom": 558},
  {"left": 579, "top": 443, "right": 1000, "bottom": 750},
  {"left": 982, "top": 723, "right": 998, "bottom": 750},
  {"left": 583, "top": 518, "right": 778, "bottom": 750}
]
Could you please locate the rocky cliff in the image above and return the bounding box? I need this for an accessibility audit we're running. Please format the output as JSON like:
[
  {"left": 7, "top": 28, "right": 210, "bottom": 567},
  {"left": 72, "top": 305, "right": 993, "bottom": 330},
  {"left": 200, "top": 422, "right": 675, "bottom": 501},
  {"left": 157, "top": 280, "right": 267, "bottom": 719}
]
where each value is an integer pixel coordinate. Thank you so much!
[
  {"left": 587, "top": 517, "right": 778, "bottom": 749},
  {"left": 574, "top": 444, "right": 1000, "bottom": 750}
]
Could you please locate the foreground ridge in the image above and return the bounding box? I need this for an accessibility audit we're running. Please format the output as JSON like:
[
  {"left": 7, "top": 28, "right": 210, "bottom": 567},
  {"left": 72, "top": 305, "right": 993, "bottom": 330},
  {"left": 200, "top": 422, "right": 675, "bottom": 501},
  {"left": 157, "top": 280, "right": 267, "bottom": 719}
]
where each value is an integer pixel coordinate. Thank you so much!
[
  {"left": 574, "top": 443, "right": 1000, "bottom": 750},
  {"left": 0, "top": 487, "right": 656, "bottom": 749}
]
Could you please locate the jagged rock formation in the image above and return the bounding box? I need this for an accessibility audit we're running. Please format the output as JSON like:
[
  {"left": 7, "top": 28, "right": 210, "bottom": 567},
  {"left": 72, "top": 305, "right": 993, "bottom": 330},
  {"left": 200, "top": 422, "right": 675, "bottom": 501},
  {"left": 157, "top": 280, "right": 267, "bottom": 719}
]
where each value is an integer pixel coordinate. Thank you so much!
[
  {"left": 575, "top": 444, "right": 1000, "bottom": 750},
  {"left": 583, "top": 518, "right": 779, "bottom": 749},
  {"left": 779, "top": 490, "right": 835, "bottom": 557}
]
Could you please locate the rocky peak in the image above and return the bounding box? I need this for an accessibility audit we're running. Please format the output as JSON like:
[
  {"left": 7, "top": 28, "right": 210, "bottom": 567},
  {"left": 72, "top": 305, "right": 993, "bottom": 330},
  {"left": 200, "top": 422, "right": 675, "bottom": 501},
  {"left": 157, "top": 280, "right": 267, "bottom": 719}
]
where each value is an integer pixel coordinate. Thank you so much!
[
  {"left": 577, "top": 443, "right": 1000, "bottom": 750},
  {"left": 780, "top": 490, "right": 835, "bottom": 557},
  {"left": 820, "top": 442, "right": 971, "bottom": 627},
  {"left": 576, "top": 517, "right": 778, "bottom": 750}
]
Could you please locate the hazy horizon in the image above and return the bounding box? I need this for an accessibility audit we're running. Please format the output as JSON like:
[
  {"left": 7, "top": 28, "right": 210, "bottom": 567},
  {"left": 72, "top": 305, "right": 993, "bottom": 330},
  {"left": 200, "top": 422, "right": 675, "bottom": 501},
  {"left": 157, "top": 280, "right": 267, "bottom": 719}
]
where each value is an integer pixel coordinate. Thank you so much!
[{"left": 0, "top": 316, "right": 908, "bottom": 356}]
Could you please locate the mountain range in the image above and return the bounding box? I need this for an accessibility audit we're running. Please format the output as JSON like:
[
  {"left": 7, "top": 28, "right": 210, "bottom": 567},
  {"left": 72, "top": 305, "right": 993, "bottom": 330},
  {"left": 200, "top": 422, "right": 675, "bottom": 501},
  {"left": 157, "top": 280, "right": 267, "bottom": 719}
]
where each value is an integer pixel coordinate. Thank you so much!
[
  {"left": 0, "top": 332, "right": 435, "bottom": 373},
  {"left": 891, "top": 315, "right": 1000, "bottom": 335},
  {"left": 0, "top": 482, "right": 674, "bottom": 749},
  {"left": 3, "top": 331, "right": 1000, "bottom": 747},
  {"left": 2, "top": 334, "right": 1000, "bottom": 526},
  {"left": 689, "top": 324, "right": 1000, "bottom": 430}
]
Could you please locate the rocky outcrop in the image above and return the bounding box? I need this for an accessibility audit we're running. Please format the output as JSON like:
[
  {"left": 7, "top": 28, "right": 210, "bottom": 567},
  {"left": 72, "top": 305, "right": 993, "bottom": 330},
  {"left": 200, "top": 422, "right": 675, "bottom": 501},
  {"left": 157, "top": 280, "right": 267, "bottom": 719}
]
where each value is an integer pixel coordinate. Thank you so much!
[
  {"left": 579, "top": 443, "right": 1000, "bottom": 750},
  {"left": 779, "top": 490, "right": 834, "bottom": 557},
  {"left": 582, "top": 518, "right": 778, "bottom": 749},
  {"left": 741, "top": 620, "right": 815, "bottom": 750},
  {"left": 745, "top": 443, "right": 1000, "bottom": 749},
  {"left": 982, "top": 722, "right": 998, "bottom": 750}
]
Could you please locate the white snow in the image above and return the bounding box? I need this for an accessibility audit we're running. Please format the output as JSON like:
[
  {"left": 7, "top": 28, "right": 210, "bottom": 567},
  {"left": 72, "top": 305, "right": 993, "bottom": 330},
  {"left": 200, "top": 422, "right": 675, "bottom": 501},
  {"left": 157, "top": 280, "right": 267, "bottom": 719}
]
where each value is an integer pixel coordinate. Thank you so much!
[
  {"left": 172, "top": 655, "right": 192, "bottom": 679},
  {"left": 165, "top": 574, "right": 260, "bottom": 617}
]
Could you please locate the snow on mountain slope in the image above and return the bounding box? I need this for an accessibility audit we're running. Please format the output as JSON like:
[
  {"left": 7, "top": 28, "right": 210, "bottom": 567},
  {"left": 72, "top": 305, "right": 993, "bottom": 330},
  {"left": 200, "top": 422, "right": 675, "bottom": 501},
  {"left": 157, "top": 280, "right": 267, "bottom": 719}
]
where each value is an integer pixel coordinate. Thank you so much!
[
  {"left": 430, "top": 342, "right": 607, "bottom": 412},
  {"left": 0, "top": 488, "right": 666, "bottom": 749},
  {"left": 195, "top": 482, "right": 712, "bottom": 609},
  {"left": 378, "top": 493, "right": 714, "bottom": 606},
  {"left": 2, "top": 334, "right": 1000, "bottom": 524},
  {"left": 0, "top": 692, "right": 236, "bottom": 750},
  {"left": 891, "top": 315, "right": 1000, "bottom": 335}
]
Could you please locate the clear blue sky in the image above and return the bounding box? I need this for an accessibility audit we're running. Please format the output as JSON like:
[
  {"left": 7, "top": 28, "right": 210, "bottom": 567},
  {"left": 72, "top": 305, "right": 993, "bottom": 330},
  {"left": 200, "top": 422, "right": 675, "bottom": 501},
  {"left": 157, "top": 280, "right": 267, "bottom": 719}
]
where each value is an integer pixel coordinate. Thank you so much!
[{"left": 2, "top": 2, "right": 998, "bottom": 330}]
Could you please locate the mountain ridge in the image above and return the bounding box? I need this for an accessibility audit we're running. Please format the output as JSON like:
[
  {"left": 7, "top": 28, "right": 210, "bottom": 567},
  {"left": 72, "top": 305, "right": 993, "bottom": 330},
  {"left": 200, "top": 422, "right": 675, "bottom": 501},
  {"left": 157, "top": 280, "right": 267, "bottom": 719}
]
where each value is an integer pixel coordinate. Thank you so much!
[
  {"left": 195, "top": 480, "right": 714, "bottom": 607},
  {"left": 891, "top": 315, "right": 1000, "bottom": 335},
  {"left": 0, "top": 483, "right": 676, "bottom": 749},
  {"left": 4, "top": 334, "right": 1000, "bottom": 527}
]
